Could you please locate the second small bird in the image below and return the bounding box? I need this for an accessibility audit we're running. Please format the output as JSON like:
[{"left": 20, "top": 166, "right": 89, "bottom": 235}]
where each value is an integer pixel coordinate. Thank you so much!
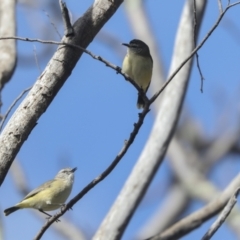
[
  {"left": 4, "top": 167, "right": 77, "bottom": 218},
  {"left": 122, "top": 39, "right": 153, "bottom": 109}
]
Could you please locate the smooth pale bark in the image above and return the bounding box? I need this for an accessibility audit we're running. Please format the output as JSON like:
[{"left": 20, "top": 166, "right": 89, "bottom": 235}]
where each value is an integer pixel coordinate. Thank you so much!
[
  {"left": 0, "top": 0, "right": 123, "bottom": 185},
  {"left": 93, "top": 1, "right": 198, "bottom": 239},
  {"left": 0, "top": 0, "right": 17, "bottom": 90}
]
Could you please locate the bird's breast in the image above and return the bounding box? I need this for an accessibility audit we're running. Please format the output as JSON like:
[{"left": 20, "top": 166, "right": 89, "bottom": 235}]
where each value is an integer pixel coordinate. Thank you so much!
[{"left": 131, "top": 55, "right": 153, "bottom": 91}]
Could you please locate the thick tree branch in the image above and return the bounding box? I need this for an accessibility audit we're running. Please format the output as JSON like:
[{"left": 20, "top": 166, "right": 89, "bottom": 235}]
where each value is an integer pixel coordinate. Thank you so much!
[
  {"left": 93, "top": 2, "right": 240, "bottom": 240},
  {"left": 134, "top": 1, "right": 207, "bottom": 237},
  {"left": 0, "top": 36, "right": 148, "bottom": 103},
  {"left": 93, "top": 1, "right": 196, "bottom": 239},
  {"left": 0, "top": 0, "right": 17, "bottom": 91},
  {"left": 146, "top": 174, "right": 240, "bottom": 240},
  {"left": 0, "top": 0, "right": 124, "bottom": 186}
]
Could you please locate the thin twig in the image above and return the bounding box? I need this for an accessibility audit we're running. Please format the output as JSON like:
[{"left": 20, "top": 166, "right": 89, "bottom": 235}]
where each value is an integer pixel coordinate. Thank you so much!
[
  {"left": 34, "top": 106, "right": 151, "bottom": 240},
  {"left": 0, "top": 87, "right": 32, "bottom": 132},
  {"left": 149, "top": 1, "right": 240, "bottom": 105},
  {"left": 145, "top": 174, "right": 240, "bottom": 240},
  {"left": 193, "top": 0, "right": 205, "bottom": 92},
  {"left": 0, "top": 2, "right": 238, "bottom": 239},
  {"left": 33, "top": 2, "right": 240, "bottom": 239},
  {"left": 0, "top": 36, "right": 149, "bottom": 103},
  {"left": 43, "top": 10, "right": 61, "bottom": 39},
  {"left": 218, "top": 0, "right": 223, "bottom": 13},
  {"left": 201, "top": 188, "right": 240, "bottom": 240}
]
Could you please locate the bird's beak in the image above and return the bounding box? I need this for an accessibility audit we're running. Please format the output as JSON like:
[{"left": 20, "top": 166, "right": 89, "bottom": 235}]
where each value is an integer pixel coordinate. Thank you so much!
[
  {"left": 71, "top": 167, "right": 77, "bottom": 172},
  {"left": 122, "top": 43, "right": 130, "bottom": 47}
]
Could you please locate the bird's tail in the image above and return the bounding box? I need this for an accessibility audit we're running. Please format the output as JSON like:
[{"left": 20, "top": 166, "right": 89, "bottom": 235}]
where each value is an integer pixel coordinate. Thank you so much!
[
  {"left": 4, "top": 206, "right": 20, "bottom": 216},
  {"left": 137, "top": 94, "right": 145, "bottom": 109}
]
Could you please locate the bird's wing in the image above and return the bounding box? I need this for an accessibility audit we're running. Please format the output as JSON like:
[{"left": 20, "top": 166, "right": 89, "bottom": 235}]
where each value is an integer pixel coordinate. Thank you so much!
[
  {"left": 144, "top": 56, "right": 153, "bottom": 93},
  {"left": 23, "top": 179, "right": 56, "bottom": 200}
]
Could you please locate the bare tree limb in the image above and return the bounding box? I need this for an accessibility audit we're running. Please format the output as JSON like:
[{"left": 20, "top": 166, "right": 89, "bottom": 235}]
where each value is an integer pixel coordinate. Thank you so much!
[
  {"left": 127, "top": 1, "right": 207, "bottom": 237},
  {"left": 136, "top": 182, "right": 189, "bottom": 239},
  {"left": 0, "top": 0, "right": 17, "bottom": 91},
  {"left": 145, "top": 174, "right": 240, "bottom": 240},
  {"left": 149, "top": 1, "right": 240, "bottom": 106},
  {"left": 59, "top": 0, "right": 74, "bottom": 37},
  {"left": 0, "top": 36, "right": 148, "bottom": 103},
  {"left": 201, "top": 188, "right": 240, "bottom": 240},
  {"left": 34, "top": 102, "right": 151, "bottom": 240},
  {"left": 168, "top": 132, "right": 240, "bottom": 238},
  {"left": 93, "top": 1, "right": 197, "bottom": 239},
  {"left": 92, "top": 2, "right": 240, "bottom": 240},
  {"left": 169, "top": 139, "right": 220, "bottom": 202},
  {"left": 0, "top": 0, "right": 124, "bottom": 186},
  {"left": 203, "top": 129, "right": 240, "bottom": 167},
  {"left": 0, "top": 87, "right": 32, "bottom": 132}
]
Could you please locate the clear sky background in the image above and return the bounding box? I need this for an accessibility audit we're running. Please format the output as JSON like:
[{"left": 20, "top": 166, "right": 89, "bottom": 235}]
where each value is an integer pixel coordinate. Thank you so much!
[{"left": 1, "top": 1, "right": 240, "bottom": 240}]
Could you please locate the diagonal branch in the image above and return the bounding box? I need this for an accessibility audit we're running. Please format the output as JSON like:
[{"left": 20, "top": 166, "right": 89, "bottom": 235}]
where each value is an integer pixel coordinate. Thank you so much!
[
  {"left": 149, "top": 1, "right": 240, "bottom": 106},
  {"left": 0, "top": 0, "right": 124, "bottom": 185},
  {"left": 92, "top": 1, "right": 197, "bottom": 239},
  {"left": 201, "top": 187, "right": 240, "bottom": 240},
  {"left": 34, "top": 103, "right": 151, "bottom": 240},
  {"left": 0, "top": 36, "right": 148, "bottom": 103},
  {"left": 93, "top": 2, "right": 240, "bottom": 240},
  {"left": 0, "top": 87, "right": 32, "bottom": 132},
  {"left": 11, "top": 160, "right": 86, "bottom": 240},
  {"left": 146, "top": 174, "right": 240, "bottom": 240}
]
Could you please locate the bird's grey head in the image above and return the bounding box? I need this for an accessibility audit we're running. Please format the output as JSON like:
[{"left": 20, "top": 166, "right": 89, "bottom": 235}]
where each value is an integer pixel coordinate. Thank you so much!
[
  {"left": 55, "top": 167, "right": 77, "bottom": 182},
  {"left": 122, "top": 39, "right": 150, "bottom": 56}
]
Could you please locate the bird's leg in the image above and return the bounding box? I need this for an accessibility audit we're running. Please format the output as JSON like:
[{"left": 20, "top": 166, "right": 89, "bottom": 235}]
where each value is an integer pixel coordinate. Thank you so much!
[
  {"left": 38, "top": 209, "right": 52, "bottom": 217},
  {"left": 59, "top": 203, "right": 73, "bottom": 211},
  {"left": 60, "top": 203, "right": 66, "bottom": 211},
  {"left": 38, "top": 209, "right": 60, "bottom": 222}
]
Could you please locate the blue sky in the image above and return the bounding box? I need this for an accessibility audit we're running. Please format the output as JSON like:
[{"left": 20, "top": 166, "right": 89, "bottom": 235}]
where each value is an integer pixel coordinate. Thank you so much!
[{"left": 1, "top": 1, "right": 240, "bottom": 239}]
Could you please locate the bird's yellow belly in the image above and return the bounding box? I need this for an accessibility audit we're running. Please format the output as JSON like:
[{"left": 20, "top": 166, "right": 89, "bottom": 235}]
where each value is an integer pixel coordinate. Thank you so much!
[
  {"left": 122, "top": 54, "right": 152, "bottom": 92},
  {"left": 132, "top": 56, "right": 152, "bottom": 91}
]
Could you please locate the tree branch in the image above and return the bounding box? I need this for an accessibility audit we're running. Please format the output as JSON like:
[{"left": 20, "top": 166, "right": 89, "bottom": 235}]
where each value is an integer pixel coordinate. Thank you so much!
[
  {"left": 201, "top": 188, "right": 240, "bottom": 240},
  {"left": 93, "top": 1, "right": 197, "bottom": 239},
  {"left": 34, "top": 102, "right": 151, "bottom": 240},
  {"left": 0, "top": 36, "right": 148, "bottom": 103},
  {"left": 146, "top": 174, "right": 240, "bottom": 240},
  {"left": 92, "top": 2, "right": 240, "bottom": 240},
  {"left": 0, "top": 0, "right": 124, "bottom": 186},
  {"left": 0, "top": 87, "right": 32, "bottom": 132},
  {"left": 10, "top": 160, "right": 86, "bottom": 240}
]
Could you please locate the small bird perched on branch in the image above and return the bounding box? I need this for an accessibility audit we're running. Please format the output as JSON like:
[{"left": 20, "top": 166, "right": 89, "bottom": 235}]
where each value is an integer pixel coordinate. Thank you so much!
[
  {"left": 122, "top": 39, "right": 153, "bottom": 109},
  {"left": 4, "top": 167, "right": 77, "bottom": 219}
]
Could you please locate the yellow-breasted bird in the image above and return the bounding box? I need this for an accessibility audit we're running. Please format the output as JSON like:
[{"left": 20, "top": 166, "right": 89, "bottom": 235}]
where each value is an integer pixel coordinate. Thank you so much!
[
  {"left": 122, "top": 39, "right": 153, "bottom": 109},
  {"left": 4, "top": 167, "right": 77, "bottom": 218}
]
